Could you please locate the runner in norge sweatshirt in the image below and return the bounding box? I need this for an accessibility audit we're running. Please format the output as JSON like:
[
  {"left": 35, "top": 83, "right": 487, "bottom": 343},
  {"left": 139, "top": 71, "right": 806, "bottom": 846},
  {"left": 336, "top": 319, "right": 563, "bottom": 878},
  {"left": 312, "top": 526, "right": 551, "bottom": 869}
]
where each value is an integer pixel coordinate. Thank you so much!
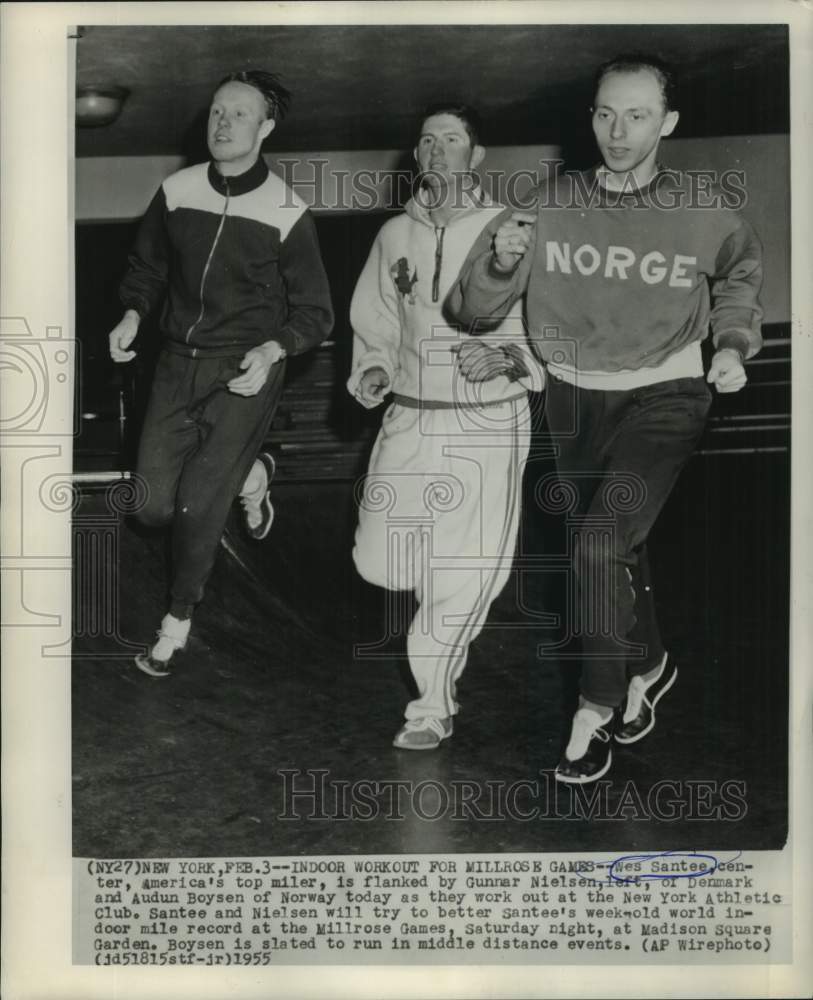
[
  {"left": 349, "top": 104, "right": 545, "bottom": 750},
  {"left": 447, "top": 55, "right": 763, "bottom": 783}
]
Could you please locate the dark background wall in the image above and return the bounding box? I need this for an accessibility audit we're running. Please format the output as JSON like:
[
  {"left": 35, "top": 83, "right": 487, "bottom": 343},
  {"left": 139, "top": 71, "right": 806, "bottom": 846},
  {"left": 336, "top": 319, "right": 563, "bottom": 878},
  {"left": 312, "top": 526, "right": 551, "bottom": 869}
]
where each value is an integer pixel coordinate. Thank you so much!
[{"left": 73, "top": 22, "right": 790, "bottom": 475}]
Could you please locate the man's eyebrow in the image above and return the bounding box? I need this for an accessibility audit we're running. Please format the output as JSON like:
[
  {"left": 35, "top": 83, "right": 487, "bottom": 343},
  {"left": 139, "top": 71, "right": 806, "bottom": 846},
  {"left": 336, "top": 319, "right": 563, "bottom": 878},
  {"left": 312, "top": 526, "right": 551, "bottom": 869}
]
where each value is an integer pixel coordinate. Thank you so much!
[{"left": 595, "top": 104, "right": 651, "bottom": 113}]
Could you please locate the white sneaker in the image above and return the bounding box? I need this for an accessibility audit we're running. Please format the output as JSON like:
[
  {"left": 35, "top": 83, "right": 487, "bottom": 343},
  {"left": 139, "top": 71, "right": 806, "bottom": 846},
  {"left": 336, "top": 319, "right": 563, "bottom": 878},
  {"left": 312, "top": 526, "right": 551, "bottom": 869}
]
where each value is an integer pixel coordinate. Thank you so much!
[
  {"left": 393, "top": 716, "right": 453, "bottom": 750},
  {"left": 240, "top": 452, "right": 276, "bottom": 540}
]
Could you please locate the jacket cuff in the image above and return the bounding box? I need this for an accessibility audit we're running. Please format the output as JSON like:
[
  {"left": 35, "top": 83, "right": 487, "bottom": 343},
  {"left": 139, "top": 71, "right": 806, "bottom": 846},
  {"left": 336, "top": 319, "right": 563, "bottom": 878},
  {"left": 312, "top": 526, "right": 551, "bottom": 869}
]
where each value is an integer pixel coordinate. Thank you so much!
[
  {"left": 275, "top": 324, "right": 329, "bottom": 357},
  {"left": 346, "top": 359, "right": 395, "bottom": 404},
  {"left": 487, "top": 254, "right": 521, "bottom": 281},
  {"left": 714, "top": 330, "right": 752, "bottom": 361},
  {"left": 119, "top": 294, "right": 150, "bottom": 321},
  {"left": 274, "top": 328, "right": 299, "bottom": 356}
]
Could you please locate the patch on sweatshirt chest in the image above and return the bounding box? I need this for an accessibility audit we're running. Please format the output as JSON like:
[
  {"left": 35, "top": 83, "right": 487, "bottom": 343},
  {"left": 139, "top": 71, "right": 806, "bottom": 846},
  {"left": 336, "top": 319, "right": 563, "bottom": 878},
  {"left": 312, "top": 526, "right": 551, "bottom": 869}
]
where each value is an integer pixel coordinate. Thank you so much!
[{"left": 391, "top": 257, "right": 418, "bottom": 304}]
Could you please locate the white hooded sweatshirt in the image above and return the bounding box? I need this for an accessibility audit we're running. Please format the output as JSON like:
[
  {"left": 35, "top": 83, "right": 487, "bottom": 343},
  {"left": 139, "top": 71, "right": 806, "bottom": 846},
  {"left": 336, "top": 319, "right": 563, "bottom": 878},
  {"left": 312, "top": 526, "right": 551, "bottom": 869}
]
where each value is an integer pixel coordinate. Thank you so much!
[{"left": 348, "top": 187, "right": 544, "bottom": 407}]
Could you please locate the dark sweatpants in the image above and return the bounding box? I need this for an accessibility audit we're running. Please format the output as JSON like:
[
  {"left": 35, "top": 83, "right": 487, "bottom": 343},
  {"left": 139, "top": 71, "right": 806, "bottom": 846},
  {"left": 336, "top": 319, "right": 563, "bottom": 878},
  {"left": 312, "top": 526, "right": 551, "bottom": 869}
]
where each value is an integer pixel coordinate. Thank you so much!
[
  {"left": 544, "top": 374, "right": 712, "bottom": 708},
  {"left": 135, "top": 348, "right": 285, "bottom": 616}
]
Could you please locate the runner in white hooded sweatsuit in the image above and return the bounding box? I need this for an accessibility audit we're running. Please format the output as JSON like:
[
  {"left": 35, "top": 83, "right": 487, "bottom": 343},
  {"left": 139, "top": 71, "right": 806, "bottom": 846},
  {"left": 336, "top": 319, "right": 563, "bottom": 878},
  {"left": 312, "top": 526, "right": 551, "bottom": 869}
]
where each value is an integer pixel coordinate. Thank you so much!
[{"left": 348, "top": 105, "right": 545, "bottom": 750}]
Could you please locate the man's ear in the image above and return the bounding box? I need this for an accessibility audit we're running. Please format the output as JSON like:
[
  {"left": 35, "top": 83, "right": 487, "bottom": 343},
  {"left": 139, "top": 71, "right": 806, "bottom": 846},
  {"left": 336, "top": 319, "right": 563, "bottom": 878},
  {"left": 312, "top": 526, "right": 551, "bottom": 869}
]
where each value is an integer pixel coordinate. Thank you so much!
[
  {"left": 660, "top": 110, "right": 679, "bottom": 139},
  {"left": 470, "top": 144, "right": 486, "bottom": 170},
  {"left": 260, "top": 118, "right": 276, "bottom": 142}
]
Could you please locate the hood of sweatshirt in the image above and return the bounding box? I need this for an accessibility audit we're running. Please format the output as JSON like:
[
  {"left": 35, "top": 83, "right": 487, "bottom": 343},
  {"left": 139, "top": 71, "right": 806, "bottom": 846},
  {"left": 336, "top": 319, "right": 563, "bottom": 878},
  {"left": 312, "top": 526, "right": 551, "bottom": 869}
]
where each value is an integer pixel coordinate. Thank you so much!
[{"left": 404, "top": 181, "right": 494, "bottom": 228}]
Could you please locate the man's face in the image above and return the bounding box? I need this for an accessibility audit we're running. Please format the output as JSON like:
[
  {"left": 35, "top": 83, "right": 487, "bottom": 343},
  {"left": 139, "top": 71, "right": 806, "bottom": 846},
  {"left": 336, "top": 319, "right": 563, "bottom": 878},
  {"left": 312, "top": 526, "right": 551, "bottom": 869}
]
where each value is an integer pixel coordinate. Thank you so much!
[
  {"left": 414, "top": 113, "right": 484, "bottom": 189},
  {"left": 207, "top": 81, "right": 274, "bottom": 171},
  {"left": 592, "top": 69, "right": 678, "bottom": 178}
]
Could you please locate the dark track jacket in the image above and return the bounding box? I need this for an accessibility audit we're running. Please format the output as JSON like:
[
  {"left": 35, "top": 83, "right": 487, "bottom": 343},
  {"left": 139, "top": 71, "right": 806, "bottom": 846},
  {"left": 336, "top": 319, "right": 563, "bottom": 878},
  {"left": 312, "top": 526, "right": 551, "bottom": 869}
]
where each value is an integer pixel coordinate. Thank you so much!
[{"left": 119, "top": 157, "right": 334, "bottom": 358}]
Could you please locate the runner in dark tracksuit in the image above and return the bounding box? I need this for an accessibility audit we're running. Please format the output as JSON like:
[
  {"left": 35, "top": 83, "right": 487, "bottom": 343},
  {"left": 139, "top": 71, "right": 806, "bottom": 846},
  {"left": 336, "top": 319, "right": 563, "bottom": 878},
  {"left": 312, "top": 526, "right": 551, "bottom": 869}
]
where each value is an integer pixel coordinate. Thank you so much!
[
  {"left": 446, "top": 55, "right": 763, "bottom": 783},
  {"left": 109, "top": 71, "right": 333, "bottom": 676}
]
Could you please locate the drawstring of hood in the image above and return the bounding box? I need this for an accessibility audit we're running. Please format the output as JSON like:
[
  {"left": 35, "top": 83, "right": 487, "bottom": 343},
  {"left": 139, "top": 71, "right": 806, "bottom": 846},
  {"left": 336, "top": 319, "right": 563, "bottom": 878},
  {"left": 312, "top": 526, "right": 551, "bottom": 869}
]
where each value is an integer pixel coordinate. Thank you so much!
[{"left": 432, "top": 226, "right": 446, "bottom": 303}]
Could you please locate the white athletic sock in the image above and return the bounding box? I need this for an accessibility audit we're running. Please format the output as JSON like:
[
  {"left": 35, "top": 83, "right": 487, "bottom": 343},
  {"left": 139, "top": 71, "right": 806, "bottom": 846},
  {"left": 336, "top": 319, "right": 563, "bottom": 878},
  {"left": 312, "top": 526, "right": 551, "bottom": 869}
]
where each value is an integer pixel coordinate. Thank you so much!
[
  {"left": 151, "top": 613, "right": 190, "bottom": 662},
  {"left": 623, "top": 654, "right": 667, "bottom": 722},
  {"left": 623, "top": 676, "right": 647, "bottom": 723},
  {"left": 565, "top": 707, "right": 610, "bottom": 761}
]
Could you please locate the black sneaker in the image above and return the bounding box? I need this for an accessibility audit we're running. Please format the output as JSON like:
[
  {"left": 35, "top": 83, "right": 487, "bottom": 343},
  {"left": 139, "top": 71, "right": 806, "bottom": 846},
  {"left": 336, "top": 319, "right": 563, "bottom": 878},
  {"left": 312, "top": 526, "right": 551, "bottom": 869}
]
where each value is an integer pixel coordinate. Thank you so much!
[
  {"left": 555, "top": 709, "right": 617, "bottom": 784},
  {"left": 615, "top": 654, "right": 677, "bottom": 745},
  {"left": 134, "top": 614, "right": 189, "bottom": 678},
  {"left": 134, "top": 652, "right": 174, "bottom": 678},
  {"left": 241, "top": 452, "right": 276, "bottom": 541}
]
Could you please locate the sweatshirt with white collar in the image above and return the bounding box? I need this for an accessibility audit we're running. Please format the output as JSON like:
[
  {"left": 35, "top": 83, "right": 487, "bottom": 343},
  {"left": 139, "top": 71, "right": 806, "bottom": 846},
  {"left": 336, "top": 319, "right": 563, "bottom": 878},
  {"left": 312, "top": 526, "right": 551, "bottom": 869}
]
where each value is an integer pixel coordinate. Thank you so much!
[{"left": 446, "top": 169, "right": 763, "bottom": 376}]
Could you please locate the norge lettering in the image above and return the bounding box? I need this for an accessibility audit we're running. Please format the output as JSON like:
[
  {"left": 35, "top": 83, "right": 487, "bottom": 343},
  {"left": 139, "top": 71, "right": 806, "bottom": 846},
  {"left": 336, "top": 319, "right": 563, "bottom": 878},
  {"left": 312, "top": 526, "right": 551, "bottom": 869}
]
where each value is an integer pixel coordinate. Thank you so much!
[{"left": 545, "top": 241, "right": 697, "bottom": 288}]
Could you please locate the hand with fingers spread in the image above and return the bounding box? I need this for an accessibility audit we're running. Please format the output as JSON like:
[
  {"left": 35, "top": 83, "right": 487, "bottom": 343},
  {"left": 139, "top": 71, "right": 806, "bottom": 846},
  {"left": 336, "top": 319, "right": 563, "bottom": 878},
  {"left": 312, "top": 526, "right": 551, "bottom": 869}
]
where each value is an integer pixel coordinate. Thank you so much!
[
  {"left": 228, "top": 340, "right": 286, "bottom": 397},
  {"left": 707, "top": 347, "right": 747, "bottom": 393},
  {"left": 355, "top": 365, "right": 391, "bottom": 407},
  {"left": 108, "top": 309, "right": 141, "bottom": 363},
  {"left": 491, "top": 211, "right": 537, "bottom": 272}
]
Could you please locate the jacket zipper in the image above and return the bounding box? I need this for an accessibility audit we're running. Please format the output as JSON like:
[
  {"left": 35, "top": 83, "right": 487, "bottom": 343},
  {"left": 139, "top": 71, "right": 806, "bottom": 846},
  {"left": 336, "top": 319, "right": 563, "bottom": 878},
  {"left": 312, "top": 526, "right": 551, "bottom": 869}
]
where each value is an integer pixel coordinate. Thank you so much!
[
  {"left": 431, "top": 226, "right": 446, "bottom": 303},
  {"left": 185, "top": 179, "right": 230, "bottom": 357}
]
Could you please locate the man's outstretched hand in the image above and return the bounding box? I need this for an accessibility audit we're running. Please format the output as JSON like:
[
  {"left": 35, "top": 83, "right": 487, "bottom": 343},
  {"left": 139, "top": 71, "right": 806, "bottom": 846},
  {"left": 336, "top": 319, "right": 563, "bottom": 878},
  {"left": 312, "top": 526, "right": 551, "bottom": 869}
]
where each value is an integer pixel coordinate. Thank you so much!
[{"left": 455, "top": 340, "right": 511, "bottom": 382}]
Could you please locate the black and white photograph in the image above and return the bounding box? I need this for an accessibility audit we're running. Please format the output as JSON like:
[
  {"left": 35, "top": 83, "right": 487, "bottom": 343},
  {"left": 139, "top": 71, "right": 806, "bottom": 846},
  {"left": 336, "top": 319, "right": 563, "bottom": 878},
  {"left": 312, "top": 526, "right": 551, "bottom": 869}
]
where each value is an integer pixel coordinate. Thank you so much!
[
  {"left": 71, "top": 17, "right": 791, "bottom": 853},
  {"left": 2, "top": 2, "right": 811, "bottom": 998}
]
